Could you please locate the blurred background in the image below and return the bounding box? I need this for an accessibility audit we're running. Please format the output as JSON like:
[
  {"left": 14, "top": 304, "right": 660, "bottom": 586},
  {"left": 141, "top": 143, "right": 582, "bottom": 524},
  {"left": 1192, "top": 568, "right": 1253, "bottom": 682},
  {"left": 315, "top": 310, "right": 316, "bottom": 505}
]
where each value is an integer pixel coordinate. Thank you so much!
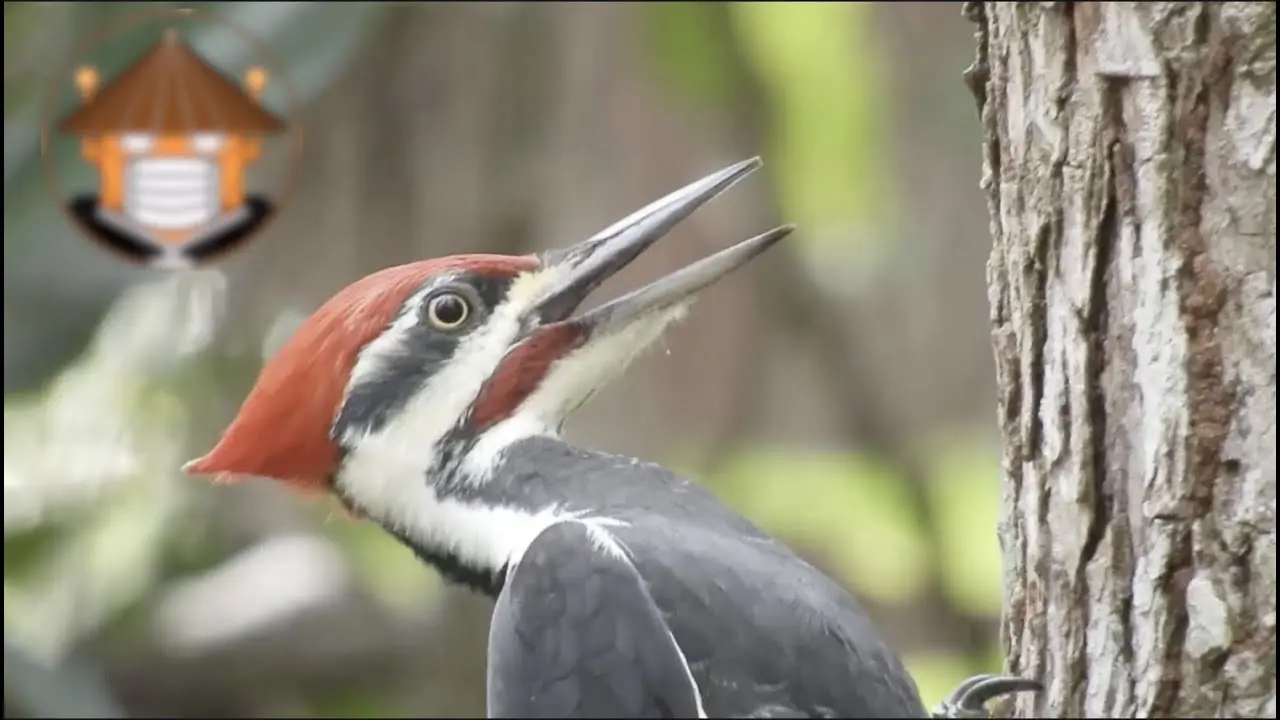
[{"left": 4, "top": 2, "right": 1004, "bottom": 717}]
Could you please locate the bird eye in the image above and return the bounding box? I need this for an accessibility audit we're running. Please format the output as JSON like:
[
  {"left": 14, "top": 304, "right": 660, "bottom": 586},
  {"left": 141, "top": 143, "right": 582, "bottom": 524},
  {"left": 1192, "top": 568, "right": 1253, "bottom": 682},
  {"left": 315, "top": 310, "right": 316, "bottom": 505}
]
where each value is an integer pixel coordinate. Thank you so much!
[{"left": 425, "top": 291, "right": 471, "bottom": 330}]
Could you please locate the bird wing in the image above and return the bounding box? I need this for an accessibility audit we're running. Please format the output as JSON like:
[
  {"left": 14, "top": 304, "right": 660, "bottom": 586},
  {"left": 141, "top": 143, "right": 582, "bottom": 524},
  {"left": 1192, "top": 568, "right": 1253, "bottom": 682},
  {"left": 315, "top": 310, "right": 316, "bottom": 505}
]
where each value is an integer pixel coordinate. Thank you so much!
[{"left": 486, "top": 519, "right": 705, "bottom": 719}]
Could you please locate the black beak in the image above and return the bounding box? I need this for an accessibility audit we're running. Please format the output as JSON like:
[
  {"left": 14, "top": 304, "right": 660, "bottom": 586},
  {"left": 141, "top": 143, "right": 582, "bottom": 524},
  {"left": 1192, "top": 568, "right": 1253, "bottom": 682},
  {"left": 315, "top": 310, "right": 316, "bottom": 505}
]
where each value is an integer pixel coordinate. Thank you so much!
[{"left": 532, "top": 157, "right": 793, "bottom": 335}]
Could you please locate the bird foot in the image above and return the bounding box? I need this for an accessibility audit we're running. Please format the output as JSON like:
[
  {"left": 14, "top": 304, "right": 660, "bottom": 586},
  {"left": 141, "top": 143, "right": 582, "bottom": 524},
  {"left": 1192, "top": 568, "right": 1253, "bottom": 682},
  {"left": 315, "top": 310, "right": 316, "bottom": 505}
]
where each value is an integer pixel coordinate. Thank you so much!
[{"left": 929, "top": 673, "right": 1041, "bottom": 719}]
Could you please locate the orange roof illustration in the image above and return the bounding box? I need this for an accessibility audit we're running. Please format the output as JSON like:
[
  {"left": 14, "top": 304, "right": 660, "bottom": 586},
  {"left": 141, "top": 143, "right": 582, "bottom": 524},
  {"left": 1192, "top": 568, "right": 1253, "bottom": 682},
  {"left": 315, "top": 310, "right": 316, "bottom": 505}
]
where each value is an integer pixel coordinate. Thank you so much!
[{"left": 58, "top": 29, "right": 285, "bottom": 136}]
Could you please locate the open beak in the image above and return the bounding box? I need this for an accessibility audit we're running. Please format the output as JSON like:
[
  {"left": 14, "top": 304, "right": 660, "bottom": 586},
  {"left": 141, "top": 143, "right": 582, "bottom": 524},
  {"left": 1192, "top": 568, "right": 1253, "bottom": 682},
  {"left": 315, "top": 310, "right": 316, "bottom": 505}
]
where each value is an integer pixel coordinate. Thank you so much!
[{"left": 531, "top": 157, "right": 794, "bottom": 335}]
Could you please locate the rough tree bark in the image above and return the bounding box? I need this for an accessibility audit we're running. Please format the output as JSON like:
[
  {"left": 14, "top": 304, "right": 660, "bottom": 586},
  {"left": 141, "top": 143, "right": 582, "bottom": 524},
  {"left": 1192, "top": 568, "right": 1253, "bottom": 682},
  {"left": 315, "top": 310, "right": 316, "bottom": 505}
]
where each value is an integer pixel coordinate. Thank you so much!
[{"left": 967, "top": 2, "right": 1276, "bottom": 717}]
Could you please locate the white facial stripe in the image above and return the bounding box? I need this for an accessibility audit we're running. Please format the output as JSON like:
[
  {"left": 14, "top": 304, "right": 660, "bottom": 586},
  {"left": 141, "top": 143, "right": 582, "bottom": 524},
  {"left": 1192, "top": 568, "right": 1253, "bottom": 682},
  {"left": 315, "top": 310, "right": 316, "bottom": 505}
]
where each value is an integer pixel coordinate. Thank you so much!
[
  {"left": 343, "top": 499, "right": 632, "bottom": 580},
  {"left": 336, "top": 266, "right": 568, "bottom": 552},
  {"left": 408, "top": 500, "right": 563, "bottom": 573},
  {"left": 343, "top": 283, "right": 438, "bottom": 394},
  {"left": 460, "top": 302, "right": 691, "bottom": 481},
  {"left": 337, "top": 265, "right": 686, "bottom": 572},
  {"left": 339, "top": 266, "right": 567, "bottom": 446}
]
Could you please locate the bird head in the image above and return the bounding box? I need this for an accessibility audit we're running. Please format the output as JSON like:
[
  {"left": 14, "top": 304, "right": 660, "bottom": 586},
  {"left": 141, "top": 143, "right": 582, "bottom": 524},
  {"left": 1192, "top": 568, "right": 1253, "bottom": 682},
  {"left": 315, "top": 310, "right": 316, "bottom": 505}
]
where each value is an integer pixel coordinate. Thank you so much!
[{"left": 185, "top": 158, "right": 790, "bottom": 553}]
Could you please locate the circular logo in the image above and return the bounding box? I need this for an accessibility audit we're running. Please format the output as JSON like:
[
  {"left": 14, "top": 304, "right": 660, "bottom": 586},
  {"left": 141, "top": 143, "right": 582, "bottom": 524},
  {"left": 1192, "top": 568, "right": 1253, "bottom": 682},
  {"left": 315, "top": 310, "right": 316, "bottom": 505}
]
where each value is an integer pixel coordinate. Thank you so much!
[{"left": 40, "top": 7, "right": 303, "bottom": 269}]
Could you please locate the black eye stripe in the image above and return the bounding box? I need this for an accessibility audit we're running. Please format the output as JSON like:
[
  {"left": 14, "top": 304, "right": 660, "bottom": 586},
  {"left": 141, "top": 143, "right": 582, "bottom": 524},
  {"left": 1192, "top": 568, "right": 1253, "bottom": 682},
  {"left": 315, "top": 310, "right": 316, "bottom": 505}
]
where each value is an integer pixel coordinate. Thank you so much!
[
  {"left": 417, "top": 273, "right": 516, "bottom": 326},
  {"left": 332, "top": 271, "right": 520, "bottom": 443}
]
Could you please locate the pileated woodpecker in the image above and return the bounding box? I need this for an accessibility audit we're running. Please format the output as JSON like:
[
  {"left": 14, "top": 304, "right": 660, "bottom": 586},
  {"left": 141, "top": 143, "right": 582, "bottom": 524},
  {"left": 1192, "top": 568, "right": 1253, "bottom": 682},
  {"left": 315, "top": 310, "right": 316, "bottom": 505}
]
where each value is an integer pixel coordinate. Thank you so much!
[{"left": 187, "top": 158, "right": 1039, "bottom": 718}]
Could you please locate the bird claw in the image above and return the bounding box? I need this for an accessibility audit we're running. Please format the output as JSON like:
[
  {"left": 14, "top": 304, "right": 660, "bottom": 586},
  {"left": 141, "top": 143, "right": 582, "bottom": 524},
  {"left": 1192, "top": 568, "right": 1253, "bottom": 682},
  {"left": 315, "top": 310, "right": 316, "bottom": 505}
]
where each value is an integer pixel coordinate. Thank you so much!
[{"left": 929, "top": 673, "right": 1042, "bottom": 719}]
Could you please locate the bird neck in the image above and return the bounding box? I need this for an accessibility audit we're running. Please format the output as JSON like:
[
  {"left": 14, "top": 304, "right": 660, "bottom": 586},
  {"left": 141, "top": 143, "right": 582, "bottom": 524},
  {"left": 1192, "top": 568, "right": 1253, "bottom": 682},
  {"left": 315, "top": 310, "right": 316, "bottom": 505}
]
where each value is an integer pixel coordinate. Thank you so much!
[
  {"left": 380, "top": 517, "right": 510, "bottom": 598},
  {"left": 334, "top": 433, "right": 610, "bottom": 599}
]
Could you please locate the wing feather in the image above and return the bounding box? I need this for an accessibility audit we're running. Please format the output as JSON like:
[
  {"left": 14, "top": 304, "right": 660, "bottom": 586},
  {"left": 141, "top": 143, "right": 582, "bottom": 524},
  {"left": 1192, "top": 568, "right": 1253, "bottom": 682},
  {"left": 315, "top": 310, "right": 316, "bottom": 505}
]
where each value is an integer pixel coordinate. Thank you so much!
[{"left": 487, "top": 520, "right": 704, "bottom": 719}]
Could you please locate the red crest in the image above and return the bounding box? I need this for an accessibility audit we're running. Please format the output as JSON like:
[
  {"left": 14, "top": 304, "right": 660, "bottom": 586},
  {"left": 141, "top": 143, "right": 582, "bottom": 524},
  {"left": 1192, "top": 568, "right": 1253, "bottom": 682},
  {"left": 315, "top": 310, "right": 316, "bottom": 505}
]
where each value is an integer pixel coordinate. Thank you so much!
[{"left": 184, "top": 254, "right": 537, "bottom": 492}]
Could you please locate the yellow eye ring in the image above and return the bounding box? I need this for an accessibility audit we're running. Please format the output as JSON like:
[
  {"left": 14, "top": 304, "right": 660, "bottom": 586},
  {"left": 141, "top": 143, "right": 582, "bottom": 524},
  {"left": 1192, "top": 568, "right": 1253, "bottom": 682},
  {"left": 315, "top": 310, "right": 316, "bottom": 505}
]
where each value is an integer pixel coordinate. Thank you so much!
[{"left": 426, "top": 292, "right": 470, "bottom": 329}]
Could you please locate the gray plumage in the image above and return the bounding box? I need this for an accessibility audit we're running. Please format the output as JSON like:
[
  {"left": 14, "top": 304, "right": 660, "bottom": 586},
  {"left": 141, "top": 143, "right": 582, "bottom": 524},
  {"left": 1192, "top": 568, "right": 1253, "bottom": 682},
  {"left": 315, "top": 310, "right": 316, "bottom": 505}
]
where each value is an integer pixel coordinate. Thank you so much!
[{"left": 482, "top": 437, "right": 927, "bottom": 718}]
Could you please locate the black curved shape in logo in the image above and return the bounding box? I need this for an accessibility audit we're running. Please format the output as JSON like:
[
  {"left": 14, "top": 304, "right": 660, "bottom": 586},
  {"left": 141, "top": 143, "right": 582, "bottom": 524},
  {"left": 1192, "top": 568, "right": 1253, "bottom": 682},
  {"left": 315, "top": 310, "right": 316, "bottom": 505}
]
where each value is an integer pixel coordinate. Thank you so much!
[{"left": 68, "top": 194, "right": 275, "bottom": 267}]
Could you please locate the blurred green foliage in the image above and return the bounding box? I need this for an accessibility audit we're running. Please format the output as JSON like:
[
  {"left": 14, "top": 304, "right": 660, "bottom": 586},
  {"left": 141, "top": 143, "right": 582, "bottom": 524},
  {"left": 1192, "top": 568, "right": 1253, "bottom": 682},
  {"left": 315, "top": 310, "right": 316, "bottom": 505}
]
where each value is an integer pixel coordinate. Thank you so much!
[
  {"left": 644, "top": 2, "right": 898, "bottom": 251},
  {"left": 706, "top": 448, "right": 932, "bottom": 602},
  {"left": 927, "top": 438, "right": 1005, "bottom": 616},
  {"left": 321, "top": 509, "right": 443, "bottom": 616},
  {"left": 731, "top": 2, "right": 898, "bottom": 239},
  {"left": 643, "top": 3, "right": 738, "bottom": 111},
  {"left": 701, "top": 442, "right": 1003, "bottom": 705},
  {"left": 311, "top": 687, "right": 399, "bottom": 720}
]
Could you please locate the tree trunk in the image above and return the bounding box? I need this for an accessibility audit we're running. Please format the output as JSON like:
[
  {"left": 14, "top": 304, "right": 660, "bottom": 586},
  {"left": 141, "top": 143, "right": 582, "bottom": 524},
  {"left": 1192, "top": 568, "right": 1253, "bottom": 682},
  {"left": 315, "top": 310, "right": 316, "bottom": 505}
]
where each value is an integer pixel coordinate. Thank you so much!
[{"left": 968, "top": 2, "right": 1276, "bottom": 717}]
